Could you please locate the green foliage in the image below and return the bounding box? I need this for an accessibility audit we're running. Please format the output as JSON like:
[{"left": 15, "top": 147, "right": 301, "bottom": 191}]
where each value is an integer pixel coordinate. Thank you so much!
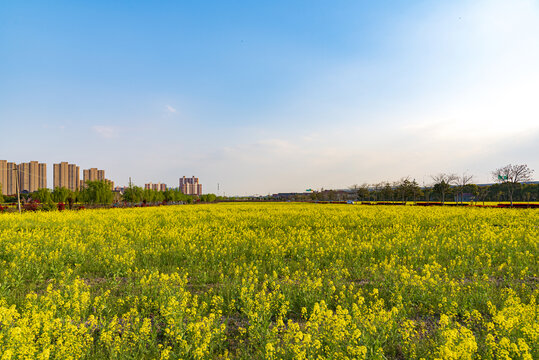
[
  {"left": 163, "top": 189, "right": 176, "bottom": 202},
  {"left": 52, "top": 187, "right": 73, "bottom": 203},
  {"left": 79, "top": 180, "right": 114, "bottom": 205},
  {"left": 154, "top": 190, "right": 164, "bottom": 203},
  {"left": 433, "top": 181, "right": 452, "bottom": 204},
  {"left": 142, "top": 188, "right": 155, "bottom": 203},
  {"left": 33, "top": 188, "right": 52, "bottom": 204},
  {"left": 397, "top": 178, "right": 422, "bottom": 202},
  {"left": 41, "top": 201, "right": 57, "bottom": 211},
  {"left": 122, "top": 186, "right": 143, "bottom": 203},
  {"left": 142, "top": 188, "right": 165, "bottom": 203},
  {"left": 199, "top": 193, "right": 217, "bottom": 203},
  {"left": 122, "top": 187, "right": 197, "bottom": 204},
  {"left": 381, "top": 182, "right": 394, "bottom": 201}
]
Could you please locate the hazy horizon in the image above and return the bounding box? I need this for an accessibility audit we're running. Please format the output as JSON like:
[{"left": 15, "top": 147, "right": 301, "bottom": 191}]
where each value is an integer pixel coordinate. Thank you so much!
[{"left": 2, "top": 0, "right": 538, "bottom": 196}]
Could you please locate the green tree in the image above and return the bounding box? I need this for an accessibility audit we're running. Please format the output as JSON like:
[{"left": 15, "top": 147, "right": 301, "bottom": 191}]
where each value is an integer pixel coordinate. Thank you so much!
[
  {"left": 423, "top": 186, "right": 433, "bottom": 203},
  {"left": 477, "top": 186, "right": 489, "bottom": 205},
  {"left": 200, "top": 194, "right": 217, "bottom": 203},
  {"left": 33, "top": 188, "right": 52, "bottom": 203},
  {"left": 351, "top": 184, "right": 369, "bottom": 201},
  {"left": 52, "top": 187, "right": 72, "bottom": 203},
  {"left": 431, "top": 173, "right": 457, "bottom": 205},
  {"left": 433, "top": 181, "right": 450, "bottom": 203},
  {"left": 80, "top": 180, "right": 114, "bottom": 205},
  {"left": 0, "top": 184, "right": 3, "bottom": 203},
  {"left": 396, "top": 177, "right": 421, "bottom": 204},
  {"left": 465, "top": 184, "right": 480, "bottom": 204},
  {"left": 142, "top": 189, "right": 155, "bottom": 203},
  {"left": 521, "top": 183, "right": 538, "bottom": 202},
  {"left": 380, "top": 182, "right": 394, "bottom": 202},
  {"left": 163, "top": 189, "right": 176, "bottom": 202},
  {"left": 122, "top": 186, "right": 143, "bottom": 203},
  {"left": 371, "top": 183, "right": 383, "bottom": 202},
  {"left": 154, "top": 190, "right": 165, "bottom": 203}
]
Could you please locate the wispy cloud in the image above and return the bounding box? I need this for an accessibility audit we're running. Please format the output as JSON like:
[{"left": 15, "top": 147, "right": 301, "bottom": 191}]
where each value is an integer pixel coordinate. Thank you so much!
[
  {"left": 165, "top": 105, "right": 177, "bottom": 113},
  {"left": 92, "top": 125, "right": 117, "bottom": 138}
]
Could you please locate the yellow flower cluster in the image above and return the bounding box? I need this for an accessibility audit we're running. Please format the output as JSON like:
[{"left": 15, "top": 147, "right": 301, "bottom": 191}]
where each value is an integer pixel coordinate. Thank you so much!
[{"left": 0, "top": 203, "right": 537, "bottom": 358}]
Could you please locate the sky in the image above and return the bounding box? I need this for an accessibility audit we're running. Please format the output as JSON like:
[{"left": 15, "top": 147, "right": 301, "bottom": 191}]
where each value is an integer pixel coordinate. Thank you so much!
[{"left": 1, "top": 0, "right": 538, "bottom": 195}]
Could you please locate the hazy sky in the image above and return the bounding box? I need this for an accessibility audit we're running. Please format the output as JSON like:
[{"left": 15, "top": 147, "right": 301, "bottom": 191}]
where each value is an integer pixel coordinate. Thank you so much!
[{"left": 1, "top": 0, "right": 538, "bottom": 195}]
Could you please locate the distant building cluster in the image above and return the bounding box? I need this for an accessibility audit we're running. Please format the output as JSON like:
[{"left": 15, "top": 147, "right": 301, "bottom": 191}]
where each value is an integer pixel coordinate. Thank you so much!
[
  {"left": 144, "top": 182, "right": 167, "bottom": 191},
  {"left": 1, "top": 159, "right": 113, "bottom": 195},
  {"left": 1, "top": 160, "right": 204, "bottom": 197},
  {"left": 0, "top": 160, "right": 46, "bottom": 195},
  {"left": 179, "top": 176, "right": 202, "bottom": 195},
  {"left": 55, "top": 163, "right": 113, "bottom": 190}
]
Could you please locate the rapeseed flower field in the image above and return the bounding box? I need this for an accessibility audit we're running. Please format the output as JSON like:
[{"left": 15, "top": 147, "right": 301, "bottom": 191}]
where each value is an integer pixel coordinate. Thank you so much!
[{"left": 0, "top": 203, "right": 537, "bottom": 359}]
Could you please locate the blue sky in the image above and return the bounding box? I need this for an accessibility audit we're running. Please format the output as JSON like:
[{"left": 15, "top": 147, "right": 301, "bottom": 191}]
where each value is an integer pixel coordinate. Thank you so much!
[{"left": 1, "top": 0, "right": 538, "bottom": 195}]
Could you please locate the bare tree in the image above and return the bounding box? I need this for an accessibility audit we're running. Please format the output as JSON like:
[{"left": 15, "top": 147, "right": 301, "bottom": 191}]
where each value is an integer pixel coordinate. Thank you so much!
[
  {"left": 455, "top": 172, "right": 474, "bottom": 204},
  {"left": 431, "top": 173, "right": 457, "bottom": 205},
  {"left": 492, "top": 164, "right": 534, "bottom": 206}
]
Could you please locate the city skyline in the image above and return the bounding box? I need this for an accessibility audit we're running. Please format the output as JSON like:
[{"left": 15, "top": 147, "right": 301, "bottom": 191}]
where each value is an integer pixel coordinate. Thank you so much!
[
  {"left": 1, "top": 159, "right": 206, "bottom": 195},
  {"left": 1, "top": 1, "right": 538, "bottom": 195}
]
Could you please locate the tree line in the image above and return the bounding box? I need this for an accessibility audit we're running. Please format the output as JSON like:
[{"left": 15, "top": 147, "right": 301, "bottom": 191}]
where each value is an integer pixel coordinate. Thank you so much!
[
  {"left": 346, "top": 164, "right": 535, "bottom": 205},
  {"left": 121, "top": 185, "right": 217, "bottom": 204},
  {"left": 1, "top": 163, "right": 535, "bottom": 208},
  {"left": 1, "top": 181, "right": 219, "bottom": 209},
  {"left": 289, "top": 164, "right": 535, "bottom": 205}
]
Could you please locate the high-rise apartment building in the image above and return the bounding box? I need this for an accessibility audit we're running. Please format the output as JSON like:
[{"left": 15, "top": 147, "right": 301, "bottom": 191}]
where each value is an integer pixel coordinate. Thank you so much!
[
  {"left": 17, "top": 161, "right": 47, "bottom": 193},
  {"left": 67, "top": 164, "right": 79, "bottom": 191},
  {"left": 179, "top": 176, "right": 202, "bottom": 195},
  {"left": 1, "top": 160, "right": 46, "bottom": 194},
  {"left": 81, "top": 168, "right": 113, "bottom": 189},
  {"left": 5, "top": 162, "right": 17, "bottom": 195},
  {"left": 83, "top": 168, "right": 105, "bottom": 183},
  {"left": 144, "top": 183, "right": 167, "bottom": 191},
  {"left": 0, "top": 160, "right": 8, "bottom": 195},
  {"left": 0, "top": 160, "right": 17, "bottom": 195},
  {"left": 39, "top": 163, "right": 47, "bottom": 189},
  {"left": 53, "top": 162, "right": 80, "bottom": 191}
]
